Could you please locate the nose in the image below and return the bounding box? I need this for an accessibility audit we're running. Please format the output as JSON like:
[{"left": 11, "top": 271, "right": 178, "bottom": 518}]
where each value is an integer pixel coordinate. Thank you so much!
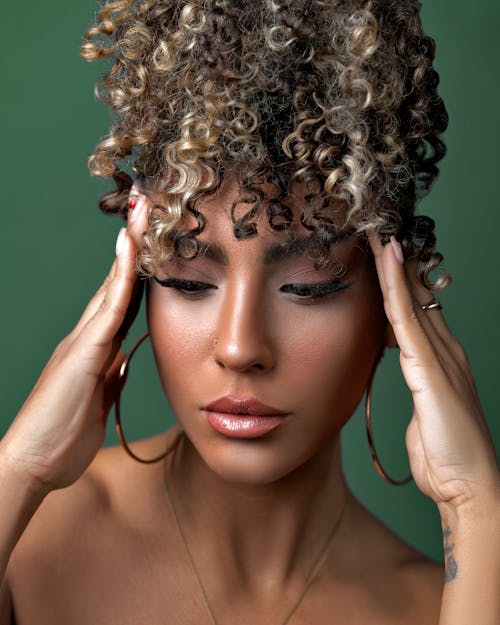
[{"left": 212, "top": 277, "right": 274, "bottom": 373}]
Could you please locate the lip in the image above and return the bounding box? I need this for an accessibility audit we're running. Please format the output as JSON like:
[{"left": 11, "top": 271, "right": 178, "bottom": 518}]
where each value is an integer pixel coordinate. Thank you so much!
[
  {"left": 204, "top": 395, "right": 288, "bottom": 416},
  {"left": 203, "top": 395, "right": 289, "bottom": 439}
]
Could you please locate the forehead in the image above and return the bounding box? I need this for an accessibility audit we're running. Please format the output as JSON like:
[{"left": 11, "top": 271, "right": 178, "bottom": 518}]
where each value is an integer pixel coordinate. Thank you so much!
[
  {"left": 139, "top": 169, "right": 370, "bottom": 276},
  {"left": 147, "top": 171, "right": 351, "bottom": 245}
]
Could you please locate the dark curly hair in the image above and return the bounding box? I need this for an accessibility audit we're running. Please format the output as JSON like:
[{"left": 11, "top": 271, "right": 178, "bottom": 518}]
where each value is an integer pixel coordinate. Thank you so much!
[{"left": 81, "top": 0, "right": 449, "bottom": 286}]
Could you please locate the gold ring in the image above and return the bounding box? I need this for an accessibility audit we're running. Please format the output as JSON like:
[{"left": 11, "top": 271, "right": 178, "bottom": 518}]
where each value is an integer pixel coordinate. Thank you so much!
[{"left": 420, "top": 298, "right": 442, "bottom": 311}]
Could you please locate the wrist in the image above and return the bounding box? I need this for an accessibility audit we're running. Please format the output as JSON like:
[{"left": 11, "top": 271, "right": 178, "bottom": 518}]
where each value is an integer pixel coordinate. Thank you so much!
[
  {"left": 438, "top": 489, "right": 500, "bottom": 534},
  {"left": 0, "top": 450, "right": 49, "bottom": 579},
  {"left": 438, "top": 490, "right": 500, "bottom": 587},
  {"left": 0, "top": 447, "right": 52, "bottom": 505}
]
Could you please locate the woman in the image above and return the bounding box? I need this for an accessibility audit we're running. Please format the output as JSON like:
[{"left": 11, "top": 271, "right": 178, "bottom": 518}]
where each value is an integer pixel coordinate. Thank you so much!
[{"left": 0, "top": 1, "right": 498, "bottom": 623}]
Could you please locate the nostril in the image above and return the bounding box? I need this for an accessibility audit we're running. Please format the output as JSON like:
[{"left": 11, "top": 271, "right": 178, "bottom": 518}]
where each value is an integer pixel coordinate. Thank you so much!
[
  {"left": 211, "top": 334, "right": 274, "bottom": 372},
  {"left": 211, "top": 350, "right": 272, "bottom": 373}
]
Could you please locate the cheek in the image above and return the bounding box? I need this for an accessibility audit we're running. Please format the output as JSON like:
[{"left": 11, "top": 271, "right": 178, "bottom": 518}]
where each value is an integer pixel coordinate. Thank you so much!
[
  {"left": 146, "top": 288, "right": 212, "bottom": 391},
  {"left": 147, "top": 277, "right": 386, "bottom": 423},
  {"left": 281, "top": 291, "right": 385, "bottom": 425}
]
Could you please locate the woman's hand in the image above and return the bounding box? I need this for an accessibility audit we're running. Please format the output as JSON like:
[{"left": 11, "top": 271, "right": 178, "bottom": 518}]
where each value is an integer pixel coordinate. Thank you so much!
[
  {"left": 369, "top": 233, "right": 500, "bottom": 518},
  {"left": 0, "top": 189, "right": 150, "bottom": 497}
]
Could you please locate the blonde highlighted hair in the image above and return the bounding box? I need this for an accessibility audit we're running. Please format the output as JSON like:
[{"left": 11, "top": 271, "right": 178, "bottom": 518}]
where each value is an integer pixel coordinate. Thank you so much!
[{"left": 82, "top": 0, "right": 449, "bottom": 286}]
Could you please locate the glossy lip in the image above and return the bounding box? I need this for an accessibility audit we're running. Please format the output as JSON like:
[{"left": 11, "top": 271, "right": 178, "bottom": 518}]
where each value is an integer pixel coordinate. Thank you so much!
[
  {"left": 203, "top": 395, "right": 289, "bottom": 439},
  {"left": 204, "top": 395, "right": 288, "bottom": 416}
]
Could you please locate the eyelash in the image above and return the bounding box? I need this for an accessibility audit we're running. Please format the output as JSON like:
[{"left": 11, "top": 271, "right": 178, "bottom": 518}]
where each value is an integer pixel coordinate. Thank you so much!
[
  {"left": 153, "top": 277, "right": 216, "bottom": 299},
  {"left": 280, "top": 279, "right": 351, "bottom": 301},
  {"left": 153, "top": 276, "right": 351, "bottom": 302}
]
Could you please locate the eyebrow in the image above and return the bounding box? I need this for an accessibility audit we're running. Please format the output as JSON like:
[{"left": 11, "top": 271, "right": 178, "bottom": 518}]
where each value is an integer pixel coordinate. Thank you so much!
[
  {"left": 263, "top": 228, "right": 354, "bottom": 263},
  {"left": 175, "top": 228, "right": 355, "bottom": 266}
]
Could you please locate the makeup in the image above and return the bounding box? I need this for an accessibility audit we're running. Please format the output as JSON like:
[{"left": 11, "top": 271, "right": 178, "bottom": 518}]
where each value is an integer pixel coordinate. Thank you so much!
[
  {"left": 128, "top": 180, "right": 141, "bottom": 212},
  {"left": 147, "top": 177, "right": 387, "bottom": 483},
  {"left": 128, "top": 193, "right": 146, "bottom": 224},
  {"left": 203, "top": 395, "right": 289, "bottom": 439}
]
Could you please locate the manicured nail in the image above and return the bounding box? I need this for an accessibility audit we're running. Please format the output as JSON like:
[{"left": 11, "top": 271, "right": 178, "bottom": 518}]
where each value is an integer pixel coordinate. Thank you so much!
[
  {"left": 128, "top": 194, "right": 146, "bottom": 224},
  {"left": 116, "top": 228, "right": 126, "bottom": 256},
  {"left": 390, "top": 236, "right": 404, "bottom": 264},
  {"left": 127, "top": 181, "right": 141, "bottom": 212}
]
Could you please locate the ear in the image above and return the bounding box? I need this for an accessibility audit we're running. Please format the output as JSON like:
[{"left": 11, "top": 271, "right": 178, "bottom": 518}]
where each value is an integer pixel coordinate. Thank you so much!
[{"left": 384, "top": 320, "right": 398, "bottom": 349}]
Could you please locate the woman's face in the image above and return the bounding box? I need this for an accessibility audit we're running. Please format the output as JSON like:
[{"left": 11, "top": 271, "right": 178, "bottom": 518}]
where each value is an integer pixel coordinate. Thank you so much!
[{"left": 146, "top": 179, "right": 389, "bottom": 485}]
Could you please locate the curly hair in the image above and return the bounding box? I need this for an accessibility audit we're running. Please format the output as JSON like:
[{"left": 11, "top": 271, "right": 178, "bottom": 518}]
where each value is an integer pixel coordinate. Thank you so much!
[{"left": 81, "top": 0, "right": 449, "bottom": 286}]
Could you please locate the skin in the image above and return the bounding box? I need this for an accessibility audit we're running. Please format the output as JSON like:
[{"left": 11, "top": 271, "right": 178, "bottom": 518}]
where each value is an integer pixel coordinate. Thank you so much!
[
  {"left": 147, "top": 179, "right": 388, "bottom": 487},
  {"left": 0, "top": 177, "right": 498, "bottom": 624}
]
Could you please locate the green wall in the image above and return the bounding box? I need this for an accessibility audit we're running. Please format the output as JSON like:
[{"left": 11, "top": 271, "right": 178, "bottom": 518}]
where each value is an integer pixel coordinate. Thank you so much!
[{"left": 0, "top": 2, "right": 498, "bottom": 562}]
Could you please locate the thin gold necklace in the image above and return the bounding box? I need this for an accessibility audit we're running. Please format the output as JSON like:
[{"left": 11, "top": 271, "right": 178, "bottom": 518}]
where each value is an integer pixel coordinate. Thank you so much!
[{"left": 163, "top": 432, "right": 348, "bottom": 625}]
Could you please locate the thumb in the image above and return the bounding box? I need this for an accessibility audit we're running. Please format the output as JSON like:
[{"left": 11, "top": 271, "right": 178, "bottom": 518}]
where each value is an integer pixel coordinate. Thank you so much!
[
  {"left": 127, "top": 182, "right": 151, "bottom": 249},
  {"left": 102, "top": 348, "right": 127, "bottom": 418}
]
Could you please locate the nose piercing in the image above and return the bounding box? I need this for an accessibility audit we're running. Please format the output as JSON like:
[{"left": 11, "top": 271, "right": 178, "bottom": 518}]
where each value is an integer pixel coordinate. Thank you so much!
[{"left": 213, "top": 338, "right": 218, "bottom": 348}]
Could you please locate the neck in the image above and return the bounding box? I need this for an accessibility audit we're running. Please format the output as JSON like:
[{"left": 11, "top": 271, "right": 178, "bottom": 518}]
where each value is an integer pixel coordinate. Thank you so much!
[{"left": 165, "top": 432, "right": 349, "bottom": 592}]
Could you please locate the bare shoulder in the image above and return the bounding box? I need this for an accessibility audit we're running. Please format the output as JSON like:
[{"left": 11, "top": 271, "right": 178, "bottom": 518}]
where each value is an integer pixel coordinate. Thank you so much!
[
  {"left": 4, "top": 429, "right": 185, "bottom": 624},
  {"left": 7, "top": 429, "right": 178, "bottom": 576},
  {"left": 367, "top": 505, "right": 444, "bottom": 587},
  {"left": 391, "top": 532, "right": 444, "bottom": 624},
  {"left": 338, "top": 496, "right": 444, "bottom": 624}
]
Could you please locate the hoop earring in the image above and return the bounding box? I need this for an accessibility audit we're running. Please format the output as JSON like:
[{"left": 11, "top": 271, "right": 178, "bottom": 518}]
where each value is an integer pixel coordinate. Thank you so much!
[
  {"left": 365, "top": 354, "right": 413, "bottom": 486},
  {"left": 114, "top": 331, "right": 169, "bottom": 464}
]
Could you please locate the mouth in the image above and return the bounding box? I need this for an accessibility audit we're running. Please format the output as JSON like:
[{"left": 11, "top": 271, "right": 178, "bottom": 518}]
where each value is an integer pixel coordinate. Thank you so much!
[{"left": 202, "top": 395, "right": 289, "bottom": 439}]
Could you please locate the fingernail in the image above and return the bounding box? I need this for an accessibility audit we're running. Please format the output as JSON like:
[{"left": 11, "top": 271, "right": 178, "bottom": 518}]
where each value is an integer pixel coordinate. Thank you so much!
[
  {"left": 128, "top": 194, "right": 146, "bottom": 224},
  {"left": 116, "top": 228, "right": 126, "bottom": 256},
  {"left": 127, "top": 181, "right": 140, "bottom": 211},
  {"left": 390, "top": 236, "right": 404, "bottom": 264}
]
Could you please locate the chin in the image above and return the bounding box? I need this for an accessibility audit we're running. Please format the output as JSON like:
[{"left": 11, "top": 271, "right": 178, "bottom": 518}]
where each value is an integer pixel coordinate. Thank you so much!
[
  {"left": 186, "top": 427, "right": 334, "bottom": 487},
  {"left": 204, "top": 450, "right": 300, "bottom": 485}
]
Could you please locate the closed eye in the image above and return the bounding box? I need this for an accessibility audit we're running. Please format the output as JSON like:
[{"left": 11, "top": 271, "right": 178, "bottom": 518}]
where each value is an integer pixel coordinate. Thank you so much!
[
  {"left": 153, "top": 276, "right": 351, "bottom": 302},
  {"left": 280, "top": 279, "right": 351, "bottom": 301},
  {"left": 153, "top": 276, "right": 216, "bottom": 297}
]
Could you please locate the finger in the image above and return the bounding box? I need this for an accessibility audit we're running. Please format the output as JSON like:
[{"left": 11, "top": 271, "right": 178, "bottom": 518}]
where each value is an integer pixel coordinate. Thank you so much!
[
  {"left": 390, "top": 241, "right": 488, "bottom": 432},
  {"left": 383, "top": 248, "right": 476, "bottom": 426},
  {"left": 102, "top": 348, "right": 127, "bottom": 418},
  {"left": 82, "top": 346, "right": 125, "bottom": 436},
  {"left": 377, "top": 238, "right": 447, "bottom": 392},
  {"left": 369, "top": 231, "right": 429, "bottom": 334},
  {"left": 127, "top": 182, "right": 150, "bottom": 250},
  {"left": 68, "top": 259, "right": 118, "bottom": 340},
  {"left": 386, "top": 244, "right": 470, "bottom": 387},
  {"left": 403, "top": 258, "right": 465, "bottom": 363},
  {"left": 73, "top": 230, "right": 138, "bottom": 359},
  {"left": 369, "top": 232, "right": 458, "bottom": 370},
  {"left": 75, "top": 221, "right": 145, "bottom": 345},
  {"left": 117, "top": 278, "right": 144, "bottom": 340},
  {"left": 367, "top": 230, "right": 399, "bottom": 348},
  {"left": 402, "top": 257, "right": 456, "bottom": 364},
  {"left": 367, "top": 230, "right": 389, "bottom": 301}
]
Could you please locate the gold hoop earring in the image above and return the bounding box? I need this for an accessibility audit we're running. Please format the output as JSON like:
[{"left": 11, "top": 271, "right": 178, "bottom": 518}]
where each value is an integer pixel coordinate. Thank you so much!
[
  {"left": 365, "top": 355, "right": 413, "bottom": 486},
  {"left": 114, "top": 331, "right": 169, "bottom": 464}
]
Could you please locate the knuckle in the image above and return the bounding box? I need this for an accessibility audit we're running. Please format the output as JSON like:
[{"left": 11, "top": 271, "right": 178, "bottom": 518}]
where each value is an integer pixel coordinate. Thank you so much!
[
  {"left": 50, "top": 336, "right": 72, "bottom": 360},
  {"left": 391, "top": 307, "right": 418, "bottom": 330},
  {"left": 454, "top": 342, "right": 470, "bottom": 367},
  {"left": 407, "top": 308, "right": 420, "bottom": 325},
  {"left": 99, "top": 295, "right": 127, "bottom": 320},
  {"left": 385, "top": 279, "right": 398, "bottom": 296}
]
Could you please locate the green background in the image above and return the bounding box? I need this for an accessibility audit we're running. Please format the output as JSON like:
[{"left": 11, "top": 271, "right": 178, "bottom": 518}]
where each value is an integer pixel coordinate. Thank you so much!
[{"left": 0, "top": 2, "right": 498, "bottom": 562}]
